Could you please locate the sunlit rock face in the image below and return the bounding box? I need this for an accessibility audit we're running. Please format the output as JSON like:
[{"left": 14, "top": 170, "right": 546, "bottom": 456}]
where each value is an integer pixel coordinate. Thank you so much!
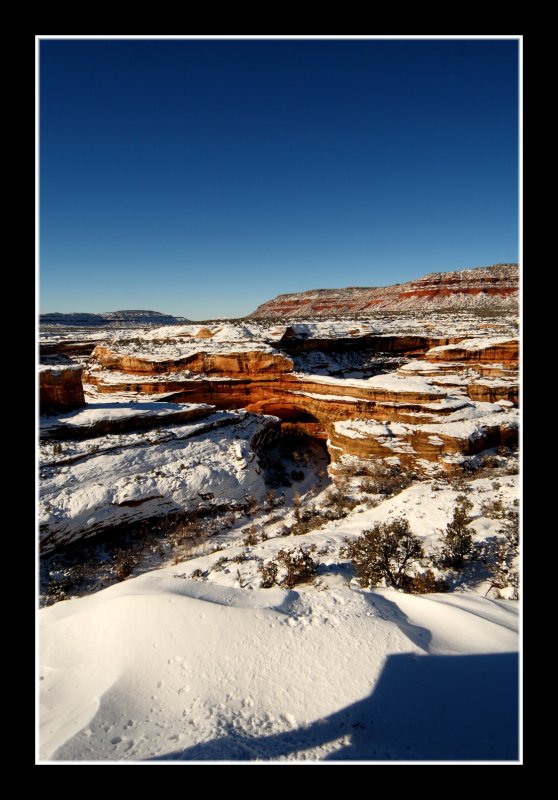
[
  {"left": 83, "top": 332, "right": 518, "bottom": 471},
  {"left": 40, "top": 365, "right": 85, "bottom": 413},
  {"left": 251, "top": 264, "right": 518, "bottom": 318}
]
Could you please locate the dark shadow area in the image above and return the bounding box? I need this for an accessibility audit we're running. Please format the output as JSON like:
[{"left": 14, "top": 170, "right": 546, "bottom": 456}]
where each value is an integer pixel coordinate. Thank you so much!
[
  {"left": 258, "top": 427, "right": 330, "bottom": 491},
  {"left": 149, "top": 653, "right": 518, "bottom": 762},
  {"left": 40, "top": 499, "right": 253, "bottom": 606},
  {"left": 364, "top": 592, "right": 432, "bottom": 653}
]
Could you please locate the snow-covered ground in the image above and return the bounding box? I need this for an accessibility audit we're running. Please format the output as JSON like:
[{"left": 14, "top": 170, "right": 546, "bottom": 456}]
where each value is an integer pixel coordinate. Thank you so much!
[
  {"left": 39, "top": 410, "right": 276, "bottom": 551},
  {"left": 38, "top": 314, "right": 520, "bottom": 763},
  {"left": 39, "top": 475, "right": 519, "bottom": 762},
  {"left": 40, "top": 312, "right": 519, "bottom": 354},
  {"left": 40, "top": 578, "right": 518, "bottom": 762}
]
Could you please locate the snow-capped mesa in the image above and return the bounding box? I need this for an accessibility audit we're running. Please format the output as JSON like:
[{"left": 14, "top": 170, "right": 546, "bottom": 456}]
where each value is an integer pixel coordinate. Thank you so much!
[
  {"left": 251, "top": 264, "right": 518, "bottom": 318},
  {"left": 39, "top": 295, "right": 520, "bottom": 763}
]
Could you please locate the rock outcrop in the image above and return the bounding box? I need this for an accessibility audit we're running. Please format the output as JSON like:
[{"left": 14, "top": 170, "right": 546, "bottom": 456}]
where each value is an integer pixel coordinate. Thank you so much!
[
  {"left": 40, "top": 365, "right": 85, "bottom": 413},
  {"left": 425, "top": 338, "right": 518, "bottom": 366},
  {"left": 90, "top": 346, "right": 294, "bottom": 376},
  {"left": 84, "top": 334, "right": 519, "bottom": 470},
  {"left": 251, "top": 264, "right": 518, "bottom": 318},
  {"left": 467, "top": 381, "right": 518, "bottom": 405},
  {"left": 277, "top": 331, "right": 463, "bottom": 356}
]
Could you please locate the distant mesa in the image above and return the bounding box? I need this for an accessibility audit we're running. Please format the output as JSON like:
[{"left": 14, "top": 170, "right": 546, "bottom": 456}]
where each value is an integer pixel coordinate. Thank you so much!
[
  {"left": 40, "top": 310, "right": 189, "bottom": 327},
  {"left": 251, "top": 264, "right": 519, "bottom": 319}
]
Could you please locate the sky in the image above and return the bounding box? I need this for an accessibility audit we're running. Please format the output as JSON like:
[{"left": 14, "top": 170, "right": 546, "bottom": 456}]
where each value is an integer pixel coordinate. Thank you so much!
[{"left": 39, "top": 37, "right": 519, "bottom": 320}]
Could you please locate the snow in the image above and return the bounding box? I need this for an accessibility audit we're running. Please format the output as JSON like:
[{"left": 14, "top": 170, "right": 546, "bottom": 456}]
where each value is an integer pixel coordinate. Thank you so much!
[
  {"left": 334, "top": 420, "right": 391, "bottom": 439},
  {"left": 416, "top": 411, "right": 518, "bottom": 440},
  {"left": 421, "top": 397, "right": 471, "bottom": 411},
  {"left": 39, "top": 459, "right": 520, "bottom": 763},
  {"left": 333, "top": 406, "right": 517, "bottom": 444},
  {"left": 39, "top": 363, "right": 82, "bottom": 373},
  {"left": 40, "top": 401, "right": 211, "bottom": 430},
  {"left": 291, "top": 391, "right": 362, "bottom": 403},
  {"left": 39, "top": 563, "right": 518, "bottom": 761},
  {"left": 426, "top": 337, "right": 516, "bottom": 355},
  {"left": 93, "top": 336, "right": 275, "bottom": 359},
  {"left": 39, "top": 411, "right": 274, "bottom": 549},
  {"left": 295, "top": 373, "right": 445, "bottom": 395},
  {"left": 38, "top": 313, "right": 521, "bottom": 763}
]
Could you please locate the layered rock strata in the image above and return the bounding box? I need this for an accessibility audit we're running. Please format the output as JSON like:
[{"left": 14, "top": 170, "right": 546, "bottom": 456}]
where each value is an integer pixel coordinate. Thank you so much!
[
  {"left": 40, "top": 365, "right": 85, "bottom": 413},
  {"left": 252, "top": 264, "right": 518, "bottom": 318},
  {"left": 83, "top": 335, "right": 519, "bottom": 469}
]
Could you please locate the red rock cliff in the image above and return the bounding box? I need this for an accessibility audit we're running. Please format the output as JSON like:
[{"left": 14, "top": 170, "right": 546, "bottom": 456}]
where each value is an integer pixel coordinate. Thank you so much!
[
  {"left": 251, "top": 264, "right": 518, "bottom": 318},
  {"left": 40, "top": 366, "right": 85, "bottom": 413}
]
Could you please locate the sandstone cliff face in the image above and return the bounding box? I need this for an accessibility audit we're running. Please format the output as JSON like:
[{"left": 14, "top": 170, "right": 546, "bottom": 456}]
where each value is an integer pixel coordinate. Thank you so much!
[
  {"left": 425, "top": 338, "right": 518, "bottom": 365},
  {"left": 329, "top": 414, "right": 518, "bottom": 468},
  {"left": 40, "top": 366, "right": 85, "bottom": 413},
  {"left": 85, "top": 368, "right": 517, "bottom": 470},
  {"left": 467, "top": 382, "right": 519, "bottom": 405},
  {"left": 91, "top": 346, "right": 293, "bottom": 376},
  {"left": 251, "top": 264, "right": 518, "bottom": 318}
]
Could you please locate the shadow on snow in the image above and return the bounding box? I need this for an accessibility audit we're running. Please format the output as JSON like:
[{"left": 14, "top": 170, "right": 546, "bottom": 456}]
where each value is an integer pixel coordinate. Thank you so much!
[{"left": 150, "top": 651, "right": 518, "bottom": 762}]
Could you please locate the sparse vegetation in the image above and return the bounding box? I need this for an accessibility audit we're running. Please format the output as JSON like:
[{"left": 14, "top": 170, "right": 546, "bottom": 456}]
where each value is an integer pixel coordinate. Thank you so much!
[
  {"left": 435, "top": 495, "right": 475, "bottom": 569},
  {"left": 480, "top": 498, "right": 505, "bottom": 518},
  {"left": 323, "top": 486, "right": 358, "bottom": 516},
  {"left": 486, "top": 511, "right": 519, "bottom": 599},
  {"left": 406, "top": 569, "right": 449, "bottom": 594},
  {"left": 243, "top": 526, "right": 260, "bottom": 546},
  {"left": 190, "top": 568, "right": 207, "bottom": 580},
  {"left": 343, "top": 517, "right": 427, "bottom": 591},
  {"left": 258, "top": 545, "right": 318, "bottom": 588},
  {"left": 113, "top": 548, "right": 139, "bottom": 581},
  {"left": 245, "top": 495, "right": 259, "bottom": 516},
  {"left": 338, "top": 460, "right": 415, "bottom": 497}
]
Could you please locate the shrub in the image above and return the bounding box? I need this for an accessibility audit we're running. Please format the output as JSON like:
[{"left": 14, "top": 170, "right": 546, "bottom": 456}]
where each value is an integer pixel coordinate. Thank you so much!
[
  {"left": 343, "top": 517, "right": 424, "bottom": 590},
  {"left": 258, "top": 545, "right": 318, "bottom": 588},
  {"left": 343, "top": 461, "right": 414, "bottom": 498},
  {"left": 243, "top": 526, "right": 259, "bottom": 546},
  {"left": 405, "top": 569, "right": 449, "bottom": 594},
  {"left": 259, "top": 560, "right": 279, "bottom": 588},
  {"left": 265, "top": 489, "right": 279, "bottom": 508},
  {"left": 480, "top": 498, "right": 505, "bottom": 518},
  {"left": 245, "top": 495, "right": 259, "bottom": 516},
  {"left": 323, "top": 488, "right": 357, "bottom": 516},
  {"left": 289, "top": 506, "right": 330, "bottom": 535},
  {"left": 212, "top": 556, "right": 230, "bottom": 572},
  {"left": 436, "top": 495, "right": 474, "bottom": 569},
  {"left": 112, "top": 548, "right": 139, "bottom": 581},
  {"left": 190, "top": 568, "right": 206, "bottom": 580},
  {"left": 487, "top": 512, "right": 519, "bottom": 598}
]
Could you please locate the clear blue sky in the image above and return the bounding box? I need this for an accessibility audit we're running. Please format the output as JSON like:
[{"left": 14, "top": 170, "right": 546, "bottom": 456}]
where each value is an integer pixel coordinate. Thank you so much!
[{"left": 39, "top": 38, "right": 519, "bottom": 320}]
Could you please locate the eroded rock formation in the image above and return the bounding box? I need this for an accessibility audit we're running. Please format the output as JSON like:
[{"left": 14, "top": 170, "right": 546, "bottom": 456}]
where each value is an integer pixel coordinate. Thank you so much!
[
  {"left": 91, "top": 345, "right": 293, "bottom": 376},
  {"left": 40, "top": 366, "right": 85, "bottom": 413},
  {"left": 83, "top": 334, "right": 519, "bottom": 470},
  {"left": 425, "top": 338, "right": 518, "bottom": 365},
  {"left": 251, "top": 264, "right": 518, "bottom": 318}
]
